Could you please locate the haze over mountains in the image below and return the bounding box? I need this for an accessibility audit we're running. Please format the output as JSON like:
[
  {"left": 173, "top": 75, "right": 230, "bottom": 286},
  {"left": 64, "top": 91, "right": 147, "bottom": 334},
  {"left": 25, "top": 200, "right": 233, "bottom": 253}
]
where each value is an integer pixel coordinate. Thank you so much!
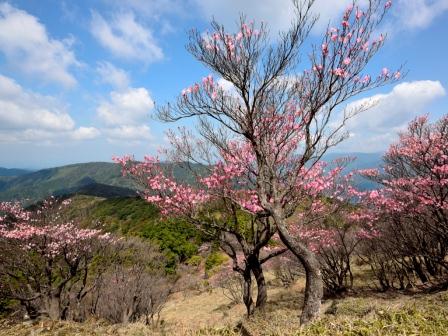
[{"left": 0, "top": 152, "right": 382, "bottom": 202}]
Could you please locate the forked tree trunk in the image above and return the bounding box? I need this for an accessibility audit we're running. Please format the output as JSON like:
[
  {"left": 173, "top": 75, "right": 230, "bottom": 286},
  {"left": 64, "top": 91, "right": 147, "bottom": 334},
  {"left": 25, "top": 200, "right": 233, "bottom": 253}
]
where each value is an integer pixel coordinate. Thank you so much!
[{"left": 276, "top": 221, "right": 323, "bottom": 325}]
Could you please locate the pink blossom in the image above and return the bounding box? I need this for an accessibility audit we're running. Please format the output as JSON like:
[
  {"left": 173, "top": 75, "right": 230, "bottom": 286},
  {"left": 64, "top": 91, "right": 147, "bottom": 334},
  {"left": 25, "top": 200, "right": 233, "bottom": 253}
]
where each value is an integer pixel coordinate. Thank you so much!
[
  {"left": 333, "top": 68, "right": 347, "bottom": 77},
  {"left": 362, "top": 74, "right": 371, "bottom": 84},
  {"left": 361, "top": 42, "right": 369, "bottom": 51},
  {"left": 313, "top": 64, "right": 323, "bottom": 72},
  {"left": 0, "top": 201, "right": 113, "bottom": 259},
  {"left": 356, "top": 10, "right": 364, "bottom": 20}
]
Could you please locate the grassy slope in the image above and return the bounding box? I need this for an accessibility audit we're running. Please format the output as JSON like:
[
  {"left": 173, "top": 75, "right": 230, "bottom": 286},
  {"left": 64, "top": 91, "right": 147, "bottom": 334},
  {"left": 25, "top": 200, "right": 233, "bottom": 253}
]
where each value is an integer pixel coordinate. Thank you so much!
[{"left": 1, "top": 284, "right": 446, "bottom": 335}]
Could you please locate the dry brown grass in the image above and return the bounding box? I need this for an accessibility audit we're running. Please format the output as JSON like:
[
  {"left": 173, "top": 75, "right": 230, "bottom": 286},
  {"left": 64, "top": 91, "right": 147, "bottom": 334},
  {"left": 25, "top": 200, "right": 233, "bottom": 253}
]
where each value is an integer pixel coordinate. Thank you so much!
[{"left": 1, "top": 273, "right": 447, "bottom": 336}]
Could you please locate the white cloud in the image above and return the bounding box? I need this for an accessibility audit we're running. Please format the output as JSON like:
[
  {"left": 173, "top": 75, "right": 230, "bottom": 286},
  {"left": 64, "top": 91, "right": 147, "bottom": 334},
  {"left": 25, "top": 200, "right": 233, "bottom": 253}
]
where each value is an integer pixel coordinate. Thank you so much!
[
  {"left": 0, "top": 75, "right": 99, "bottom": 143},
  {"left": 0, "top": 75, "right": 75, "bottom": 131},
  {"left": 97, "top": 87, "right": 154, "bottom": 142},
  {"left": 96, "top": 61, "right": 130, "bottom": 89},
  {"left": 337, "top": 80, "right": 446, "bottom": 152},
  {"left": 97, "top": 87, "right": 154, "bottom": 126},
  {"left": 90, "top": 11, "right": 163, "bottom": 62},
  {"left": 0, "top": 3, "right": 79, "bottom": 87},
  {"left": 0, "top": 127, "right": 100, "bottom": 143},
  {"left": 394, "top": 0, "right": 448, "bottom": 29},
  {"left": 71, "top": 127, "right": 101, "bottom": 140},
  {"left": 104, "top": 125, "right": 152, "bottom": 142},
  {"left": 217, "top": 77, "right": 235, "bottom": 91}
]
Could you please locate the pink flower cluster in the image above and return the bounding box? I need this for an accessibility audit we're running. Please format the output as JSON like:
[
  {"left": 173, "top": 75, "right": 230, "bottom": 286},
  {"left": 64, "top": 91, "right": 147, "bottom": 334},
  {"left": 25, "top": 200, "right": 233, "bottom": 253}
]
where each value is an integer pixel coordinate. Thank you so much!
[
  {"left": 318, "top": 2, "right": 399, "bottom": 82},
  {"left": 201, "top": 22, "right": 260, "bottom": 59},
  {"left": 297, "top": 228, "right": 337, "bottom": 253},
  {"left": 1, "top": 223, "right": 111, "bottom": 258},
  {"left": 114, "top": 139, "right": 266, "bottom": 216},
  {"left": 350, "top": 114, "right": 448, "bottom": 237},
  {"left": 0, "top": 200, "right": 113, "bottom": 259},
  {"left": 114, "top": 155, "right": 211, "bottom": 216},
  {"left": 0, "top": 201, "right": 30, "bottom": 223},
  {"left": 181, "top": 74, "right": 219, "bottom": 101}
]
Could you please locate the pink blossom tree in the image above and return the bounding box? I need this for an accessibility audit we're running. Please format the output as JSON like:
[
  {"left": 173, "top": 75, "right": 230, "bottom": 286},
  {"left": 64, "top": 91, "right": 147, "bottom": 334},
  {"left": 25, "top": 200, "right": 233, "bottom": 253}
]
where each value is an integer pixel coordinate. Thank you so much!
[
  {"left": 117, "top": 0, "right": 400, "bottom": 323},
  {"left": 115, "top": 155, "right": 287, "bottom": 315},
  {"left": 0, "top": 198, "right": 112, "bottom": 320},
  {"left": 357, "top": 114, "right": 448, "bottom": 282}
]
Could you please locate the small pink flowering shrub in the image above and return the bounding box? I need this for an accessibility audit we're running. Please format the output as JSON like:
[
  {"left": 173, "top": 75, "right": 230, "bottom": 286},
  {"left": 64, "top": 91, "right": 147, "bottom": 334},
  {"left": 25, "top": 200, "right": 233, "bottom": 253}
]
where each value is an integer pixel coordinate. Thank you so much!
[
  {"left": 353, "top": 115, "right": 448, "bottom": 290},
  {"left": 0, "top": 197, "right": 113, "bottom": 320}
]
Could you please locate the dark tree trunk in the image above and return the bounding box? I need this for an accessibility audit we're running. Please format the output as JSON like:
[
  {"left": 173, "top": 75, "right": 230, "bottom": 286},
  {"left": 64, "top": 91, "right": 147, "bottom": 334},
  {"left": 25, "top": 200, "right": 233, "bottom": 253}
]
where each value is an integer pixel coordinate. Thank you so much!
[
  {"left": 412, "top": 256, "right": 428, "bottom": 283},
  {"left": 276, "top": 221, "right": 323, "bottom": 325},
  {"left": 250, "top": 256, "right": 267, "bottom": 309},
  {"left": 242, "top": 268, "right": 254, "bottom": 316}
]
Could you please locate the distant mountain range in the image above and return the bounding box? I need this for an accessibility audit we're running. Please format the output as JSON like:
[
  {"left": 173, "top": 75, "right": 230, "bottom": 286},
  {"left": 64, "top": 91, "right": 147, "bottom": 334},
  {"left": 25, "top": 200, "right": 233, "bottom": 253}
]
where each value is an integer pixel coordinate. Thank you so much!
[
  {"left": 0, "top": 167, "right": 32, "bottom": 177},
  {"left": 0, "top": 161, "right": 206, "bottom": 202},
  {"left": 0, "top": 153, "right": 383, "bottom": 202},
  {"left": 0, "top": 162, "right": 134, "bottom": 202}
]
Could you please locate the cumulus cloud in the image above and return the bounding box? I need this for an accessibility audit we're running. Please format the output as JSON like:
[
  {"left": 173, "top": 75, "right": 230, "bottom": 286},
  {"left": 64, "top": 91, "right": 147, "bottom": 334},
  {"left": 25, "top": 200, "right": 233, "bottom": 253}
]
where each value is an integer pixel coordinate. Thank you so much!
[
  {"left": 0, "top": 75, "right": 75, "bottom": 131},
  {"left": 0, "top": 75, "right": 99, "bottom": 143},
  {"left": 337, "top": 80, "right": 446, "bottom": 152},
  {"left": 90, "top": 11, "right": 163, "bottom": 62},
  {"left": 0, "top": 3, "right": 80, "bottom": 87},
  {"left": 96, "top": 61, "right": 130, "bottom": 89},
  {"left": 96, "top": 87, "right": 154, "bottom": 141},
  {"left": 97, "top": 87, "right": 154, "bottom": 126}
]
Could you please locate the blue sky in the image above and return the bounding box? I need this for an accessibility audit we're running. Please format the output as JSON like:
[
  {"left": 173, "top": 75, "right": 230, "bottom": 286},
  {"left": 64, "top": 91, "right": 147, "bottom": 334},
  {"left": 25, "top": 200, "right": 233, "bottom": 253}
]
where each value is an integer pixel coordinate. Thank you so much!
[{"left": 0, "top": 0, "right": 447, "bottom": 169}]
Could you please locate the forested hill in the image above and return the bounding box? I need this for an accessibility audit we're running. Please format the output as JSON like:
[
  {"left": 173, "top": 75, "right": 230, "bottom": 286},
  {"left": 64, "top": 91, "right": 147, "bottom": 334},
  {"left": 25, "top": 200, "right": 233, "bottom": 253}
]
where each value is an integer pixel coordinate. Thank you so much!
[
  {"left": 0, "top": 161, "right": 203, "bottom": 202},
  {"left": 0, "top": 162, "right": 132, "bottom": 202},
  {"left": 0, "top": 153, "right": 382, "bottom": 202}
]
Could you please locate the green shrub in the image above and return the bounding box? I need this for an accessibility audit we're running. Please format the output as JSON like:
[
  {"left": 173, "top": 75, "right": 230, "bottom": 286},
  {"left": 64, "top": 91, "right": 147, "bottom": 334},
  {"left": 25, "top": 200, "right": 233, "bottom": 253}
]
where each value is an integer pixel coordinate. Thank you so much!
[
  {"left": 205, "top": 252, "right": 228, "bottom": 274},
  {"left": 84, "top": 197, "right": 205, "bottom": 271},
  {"left": 187, "top": 255, "right": 202, "bottom": 267}
]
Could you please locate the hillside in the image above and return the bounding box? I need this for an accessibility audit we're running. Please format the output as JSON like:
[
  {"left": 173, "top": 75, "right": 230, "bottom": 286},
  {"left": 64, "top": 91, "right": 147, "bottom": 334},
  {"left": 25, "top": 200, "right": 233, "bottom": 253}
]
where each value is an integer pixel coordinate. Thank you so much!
[
  {"left": 0, "top": 162, "right": 136, "bottom": 202},
  {"left": 0, "top": 162, "right": 204, "bottom": 202},
  {"left": 0, "top": 167, "right": 32, "bottom": 177}
]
